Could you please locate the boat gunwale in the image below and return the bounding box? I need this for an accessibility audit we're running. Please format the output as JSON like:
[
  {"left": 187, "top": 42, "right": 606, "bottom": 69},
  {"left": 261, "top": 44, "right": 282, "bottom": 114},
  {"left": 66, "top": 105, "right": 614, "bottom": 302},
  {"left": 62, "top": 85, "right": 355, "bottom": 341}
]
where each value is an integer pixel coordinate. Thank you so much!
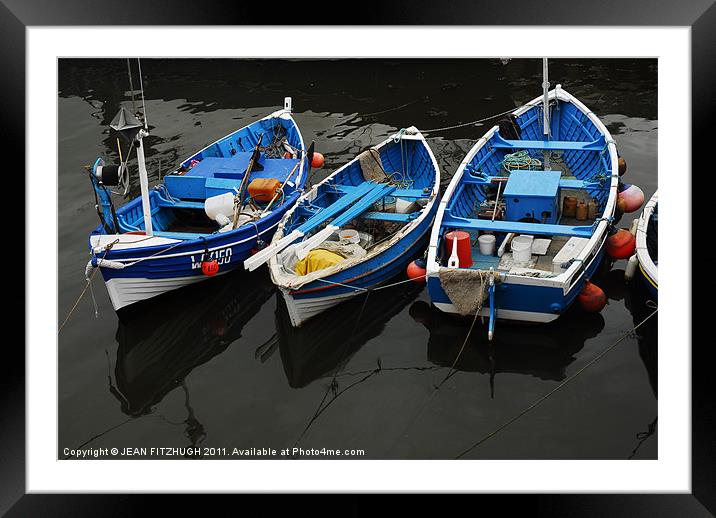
[{"left": 635, "top": 190, "right": 658, "bottom": 287}]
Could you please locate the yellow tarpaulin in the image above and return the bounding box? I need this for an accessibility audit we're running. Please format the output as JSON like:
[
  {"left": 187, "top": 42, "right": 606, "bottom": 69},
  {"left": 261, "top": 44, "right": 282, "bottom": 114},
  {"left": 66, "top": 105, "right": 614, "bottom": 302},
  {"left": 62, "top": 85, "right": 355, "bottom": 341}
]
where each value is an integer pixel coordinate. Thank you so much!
[{"left": 294, "top": 249, "right": 345, "bottom": 276}]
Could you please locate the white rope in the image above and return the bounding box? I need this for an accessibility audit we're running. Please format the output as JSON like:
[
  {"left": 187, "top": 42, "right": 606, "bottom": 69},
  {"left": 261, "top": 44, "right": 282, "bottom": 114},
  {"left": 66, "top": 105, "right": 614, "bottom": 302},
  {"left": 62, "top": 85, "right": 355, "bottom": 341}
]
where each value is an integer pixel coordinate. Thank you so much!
[
  {"left": 420, "top": 105, "right": 525, "bottom": 135},
  {"left": 312, "top": 272, "right": 426, "bottom": 293}
]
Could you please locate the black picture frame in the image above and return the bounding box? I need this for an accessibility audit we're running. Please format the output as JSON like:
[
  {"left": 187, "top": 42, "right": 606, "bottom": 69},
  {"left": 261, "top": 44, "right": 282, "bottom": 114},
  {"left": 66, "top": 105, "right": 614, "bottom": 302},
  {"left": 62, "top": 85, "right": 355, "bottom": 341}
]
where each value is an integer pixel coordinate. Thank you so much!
[{"left": 5, "top": 1, "right": 712, "bottom": 514}]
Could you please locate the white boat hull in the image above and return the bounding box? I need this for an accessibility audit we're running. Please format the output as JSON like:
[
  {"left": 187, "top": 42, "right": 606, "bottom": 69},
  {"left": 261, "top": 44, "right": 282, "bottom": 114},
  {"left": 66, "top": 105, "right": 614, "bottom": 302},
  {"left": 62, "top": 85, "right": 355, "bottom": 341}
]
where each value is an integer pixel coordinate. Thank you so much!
[
  {"left": 106, "top": 272, "right": 227, "bottom": 311},
  {"left": 280, "top": 288, "right": 358, "bottom": 328}
]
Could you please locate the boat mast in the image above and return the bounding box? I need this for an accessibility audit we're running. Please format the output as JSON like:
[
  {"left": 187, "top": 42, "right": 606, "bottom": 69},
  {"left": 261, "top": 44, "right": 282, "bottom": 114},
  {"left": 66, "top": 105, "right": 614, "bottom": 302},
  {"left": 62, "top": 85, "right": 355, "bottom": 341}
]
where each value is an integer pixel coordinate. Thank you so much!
[
  {"left": 135, "top": 59, "right": 153, "bottom": 237},
  {"left": 542, "top": 57, "right": 551, "bottom": 171}
]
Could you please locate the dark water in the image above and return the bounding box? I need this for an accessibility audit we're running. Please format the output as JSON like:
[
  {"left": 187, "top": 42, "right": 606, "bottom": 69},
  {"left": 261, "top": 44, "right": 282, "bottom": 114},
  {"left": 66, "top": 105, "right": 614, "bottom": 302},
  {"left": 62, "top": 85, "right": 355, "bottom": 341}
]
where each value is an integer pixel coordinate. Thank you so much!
[{"left": 58, "top": 58, "right": 657, "bottom": 459}]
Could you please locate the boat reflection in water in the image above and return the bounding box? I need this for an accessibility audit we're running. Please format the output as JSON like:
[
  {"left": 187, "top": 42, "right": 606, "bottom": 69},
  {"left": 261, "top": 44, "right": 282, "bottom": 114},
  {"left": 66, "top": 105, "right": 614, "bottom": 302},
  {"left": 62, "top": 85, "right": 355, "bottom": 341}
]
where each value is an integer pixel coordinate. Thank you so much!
[
  {"left": 275, "top": 279, "right": 425, "bottom": 388},
  {"left": 409, "top": 300, "right": 605, "bottom": 395},
  {"left": 110, "top": 268, "right": 275, "bottom": 422}
]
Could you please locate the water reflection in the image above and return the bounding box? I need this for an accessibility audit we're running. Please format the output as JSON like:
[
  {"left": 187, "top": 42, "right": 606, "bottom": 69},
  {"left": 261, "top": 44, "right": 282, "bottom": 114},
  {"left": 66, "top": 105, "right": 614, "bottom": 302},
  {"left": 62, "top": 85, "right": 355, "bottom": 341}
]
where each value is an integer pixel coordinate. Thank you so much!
[
  {"left": 274, "top": 281, "right": 425, "bottom": 388},
  {"left": 409, "top": 302, "right": 605, "bottom": 396},
  {"left": 110, "top": 269, "right": 275, "bottom": 417}
]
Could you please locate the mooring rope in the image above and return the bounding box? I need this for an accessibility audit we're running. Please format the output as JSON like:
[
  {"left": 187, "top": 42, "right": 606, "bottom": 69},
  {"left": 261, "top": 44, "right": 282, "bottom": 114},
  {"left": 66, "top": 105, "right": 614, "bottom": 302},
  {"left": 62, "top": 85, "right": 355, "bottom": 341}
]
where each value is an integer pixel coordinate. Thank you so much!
[
  {"left": 420, "top": 105, "right": 526, "bottom": 135},
  {"left": 58, "top": 239, "right": 120, "bottom": 333},
  {"left": 312, "top": 274, "right": 423, "bottom": 293},
  {"left": 454, "top": 306, "right": 658, "bottom": 459},
  {"left": 291, "top": 289, "right": 374, "bottom": 450}
]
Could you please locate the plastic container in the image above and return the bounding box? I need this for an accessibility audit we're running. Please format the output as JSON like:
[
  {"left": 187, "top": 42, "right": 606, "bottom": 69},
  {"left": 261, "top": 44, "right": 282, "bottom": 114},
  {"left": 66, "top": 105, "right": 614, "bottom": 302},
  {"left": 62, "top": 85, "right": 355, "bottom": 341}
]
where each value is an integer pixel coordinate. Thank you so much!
[
  {"left": 444, "top": 231, "right": 473, "bottom": 268},
  {"left": 357, "top": 231, "right": 374, "bottom": 249},
  {"left": 396, "top": 198, "right": 418, "bottom": 214},
  {"left": 511, "top": 235, "right": 533, "bottom": 264},
  {"left": 204, "top": 192, "right": 236, "bottom": 221},
  {"left": 477, "top": 234, "right": 496, "bottom": 256},
  {"left": 248, "top": 177, "right": 281, "bottom": 202},
  {"left": 339, "top": 229, "right": 360, "bottom": 244},
  {"left": 588, "top": 198, "right": 599, "bottom": 219},
  {"left": 575, "top": 200, "right": 588, "bottom": 221},
  {"left": 563, "top": 196, "right": 577, "bottom": 217}
]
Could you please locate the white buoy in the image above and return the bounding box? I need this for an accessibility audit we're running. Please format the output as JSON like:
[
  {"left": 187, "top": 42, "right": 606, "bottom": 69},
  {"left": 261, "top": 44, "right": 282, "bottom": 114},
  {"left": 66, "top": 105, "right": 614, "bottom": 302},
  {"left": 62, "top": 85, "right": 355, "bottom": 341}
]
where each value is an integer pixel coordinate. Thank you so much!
[{"left": 625, "top": 254, "right": 639, "bottom": 281}]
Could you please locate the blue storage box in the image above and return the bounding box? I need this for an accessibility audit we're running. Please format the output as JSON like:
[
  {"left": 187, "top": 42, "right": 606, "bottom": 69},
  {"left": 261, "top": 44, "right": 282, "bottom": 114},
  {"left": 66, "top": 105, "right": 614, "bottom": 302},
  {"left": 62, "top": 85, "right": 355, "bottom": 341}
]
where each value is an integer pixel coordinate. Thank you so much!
[{"left": 503, "top": 170, "right": 561, "bottom": 224}]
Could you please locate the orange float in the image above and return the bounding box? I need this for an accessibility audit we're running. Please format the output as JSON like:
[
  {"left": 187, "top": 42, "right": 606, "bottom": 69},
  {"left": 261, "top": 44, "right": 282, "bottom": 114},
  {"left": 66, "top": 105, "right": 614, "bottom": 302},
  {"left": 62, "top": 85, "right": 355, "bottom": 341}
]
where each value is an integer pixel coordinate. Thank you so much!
[
  {"left": 407, "top": 258, "right": 427, "bottom": 283},
  {"left": 606, "top": 228, "right": 636, "bottom": 259},
  {"left": 311, "top": 152, "right": 325, "bottom": 168},
  {"left": 578, "top": 281, "right": 607, "bottom": 312},
  {"left": 201, "top": 258, "right": 219, "bottom": 276}
]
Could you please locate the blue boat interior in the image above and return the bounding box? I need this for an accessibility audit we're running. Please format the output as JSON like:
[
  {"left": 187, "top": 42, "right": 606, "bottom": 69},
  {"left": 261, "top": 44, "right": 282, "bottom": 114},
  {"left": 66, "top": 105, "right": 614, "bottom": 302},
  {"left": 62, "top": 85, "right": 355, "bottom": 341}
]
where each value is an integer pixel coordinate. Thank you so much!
[
  {"left": 271, "top": 134, "right": 436, "bottom": 276},
  {"left": 283, "top": 136, "right": 435, "bottom": 239},
  {"left": 93, "top": 116, "right": 305, "bottom": 241},
  {"left": 438, "top": 97, "right": 613, "bottom": 272}
]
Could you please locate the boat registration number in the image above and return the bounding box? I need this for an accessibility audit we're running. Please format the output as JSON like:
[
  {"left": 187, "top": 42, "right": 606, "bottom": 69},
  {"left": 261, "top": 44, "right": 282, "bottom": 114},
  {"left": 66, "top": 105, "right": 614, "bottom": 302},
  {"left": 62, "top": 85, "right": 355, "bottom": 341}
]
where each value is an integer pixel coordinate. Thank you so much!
[{"left": 190, "top": 248, "right": 232, "bottom": 269}]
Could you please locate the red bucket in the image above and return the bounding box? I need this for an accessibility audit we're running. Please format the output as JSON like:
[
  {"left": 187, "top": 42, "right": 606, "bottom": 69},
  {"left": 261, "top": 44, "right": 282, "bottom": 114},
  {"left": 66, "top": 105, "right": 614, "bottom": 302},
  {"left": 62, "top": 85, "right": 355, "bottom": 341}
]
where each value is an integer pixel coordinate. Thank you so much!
[{"left": 444, "top": 231, "right": 473, "bottom": 268}]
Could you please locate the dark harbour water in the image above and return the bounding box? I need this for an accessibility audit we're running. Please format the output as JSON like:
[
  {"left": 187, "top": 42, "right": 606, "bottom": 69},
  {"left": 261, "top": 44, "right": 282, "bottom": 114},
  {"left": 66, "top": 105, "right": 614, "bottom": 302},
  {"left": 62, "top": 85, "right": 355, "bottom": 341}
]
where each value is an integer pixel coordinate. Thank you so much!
[{"left": 58, "top": 58, "right": 657, "bottom": 460}]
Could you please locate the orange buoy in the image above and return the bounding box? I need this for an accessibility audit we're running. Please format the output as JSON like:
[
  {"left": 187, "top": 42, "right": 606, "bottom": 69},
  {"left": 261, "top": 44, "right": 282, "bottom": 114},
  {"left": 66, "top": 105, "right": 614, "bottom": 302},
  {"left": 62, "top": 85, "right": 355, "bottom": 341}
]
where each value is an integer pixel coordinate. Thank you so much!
[
  {"left": 407, "top": 258, "right": 427, "bottom": 283},
  {"left": 617, "top": 183, "right": 645, "bottom": 213},
  {"left": 606, "top": 228, "right": 636, "bottom": 259},
  {"left": 444, "top": 231, "right": 473, "bottom": 268},
  {"left": 201, "top": 258, "right": 219, "bottom": 276},
  {"left": 618, "top": 156, "right": 627, "bottom": 176},
  {"left": 283, "top": 151, "right": 293, "bottom": 159},
  {"left": 578, "top": 281, "right": 607, "bottom": 312},
  {"left": 311, "top": 152, "right": 325, "bottom": 168}
]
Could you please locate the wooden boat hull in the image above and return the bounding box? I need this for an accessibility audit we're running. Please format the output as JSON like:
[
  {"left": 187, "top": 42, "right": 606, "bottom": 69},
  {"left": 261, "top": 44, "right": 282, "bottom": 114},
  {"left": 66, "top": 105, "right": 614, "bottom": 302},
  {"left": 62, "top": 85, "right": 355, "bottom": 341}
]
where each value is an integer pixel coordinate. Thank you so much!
[
  {"left": 88, "top": 105, "right": 306, "bottom": 311},
  {"left": 635, "top": 191, "right": 658, "bottom": 299},
  {"left": 268, "top": 127, "right": 441, "bottom": 327},
  {"left": 94, "top": 201, "right": 290, "bottom": 310},
  {"left": 427, "top": 86, "right": 619, "bottom": 325}
]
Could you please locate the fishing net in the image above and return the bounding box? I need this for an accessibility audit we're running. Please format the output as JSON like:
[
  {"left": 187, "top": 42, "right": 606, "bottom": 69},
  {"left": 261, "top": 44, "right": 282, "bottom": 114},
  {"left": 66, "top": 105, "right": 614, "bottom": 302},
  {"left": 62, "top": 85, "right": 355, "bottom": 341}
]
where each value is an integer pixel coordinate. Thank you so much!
[
  {"left": 358, "top": 148, "right": 386, "bottom": 183},
  {"left": 438, "top": 268, "right": 500, "bottom": 316}
]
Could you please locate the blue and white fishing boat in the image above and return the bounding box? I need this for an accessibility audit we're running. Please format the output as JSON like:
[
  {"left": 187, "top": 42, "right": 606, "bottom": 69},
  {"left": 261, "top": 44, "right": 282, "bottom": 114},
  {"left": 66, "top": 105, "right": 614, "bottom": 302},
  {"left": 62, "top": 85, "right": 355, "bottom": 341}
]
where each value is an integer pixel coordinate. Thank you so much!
[
  {"left": 426, "top": 69, "right": 619, "bottom": 339},
  {"left": 245, "top": 127, "right": 440, "bottom": 327},
  {"left": 87, "top": 97, "right": 308, "bottom": 310},
  {"left": 634, "top": 190, "right": 658, "bottom": 298}
]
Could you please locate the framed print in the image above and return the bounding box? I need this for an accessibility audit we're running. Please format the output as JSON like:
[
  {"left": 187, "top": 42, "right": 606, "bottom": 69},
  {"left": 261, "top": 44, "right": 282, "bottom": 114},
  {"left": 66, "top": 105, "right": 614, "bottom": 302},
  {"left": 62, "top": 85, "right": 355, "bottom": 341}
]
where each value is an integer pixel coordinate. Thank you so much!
[{"left": 4, "top": 0, "right": 713, "bottom": 513}]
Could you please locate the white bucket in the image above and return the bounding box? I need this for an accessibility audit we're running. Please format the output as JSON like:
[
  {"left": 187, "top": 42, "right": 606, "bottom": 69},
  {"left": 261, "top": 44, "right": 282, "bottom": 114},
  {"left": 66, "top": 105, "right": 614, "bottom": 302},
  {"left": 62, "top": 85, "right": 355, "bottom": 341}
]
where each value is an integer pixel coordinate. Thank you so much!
[
  {"left": 477, "top": 234, "right": 496, "bottom": 255},
  {"left": 511, "top": 235, "right": 533, "bottom": 264},
  {"left": 339, "top": 229, "right": 360, "bottom": 244}
]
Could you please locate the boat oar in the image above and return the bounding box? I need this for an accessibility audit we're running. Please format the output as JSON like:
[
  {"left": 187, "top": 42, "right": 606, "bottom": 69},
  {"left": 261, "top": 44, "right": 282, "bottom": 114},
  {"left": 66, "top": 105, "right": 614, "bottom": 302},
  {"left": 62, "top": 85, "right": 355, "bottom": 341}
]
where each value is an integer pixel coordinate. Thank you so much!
[
  {"left": 260, "top": 141, "right": 314, "bottom": 217},
  {"left": 244, "top": 228, "right": 305, "bottom": 271},
  {"left": 233, "top": 132, "right": 264, "bottom": 229}
]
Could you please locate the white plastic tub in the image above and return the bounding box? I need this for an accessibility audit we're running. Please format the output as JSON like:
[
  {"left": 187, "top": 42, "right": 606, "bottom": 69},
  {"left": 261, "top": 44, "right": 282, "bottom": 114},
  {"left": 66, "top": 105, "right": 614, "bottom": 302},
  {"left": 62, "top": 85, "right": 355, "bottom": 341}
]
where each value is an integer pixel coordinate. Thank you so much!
[
  {"left": 477, "top": 234, "right": 496, "bottom": 255},
  {"left": 511, "top": 235, "right": 533, "bottom": 264}
]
